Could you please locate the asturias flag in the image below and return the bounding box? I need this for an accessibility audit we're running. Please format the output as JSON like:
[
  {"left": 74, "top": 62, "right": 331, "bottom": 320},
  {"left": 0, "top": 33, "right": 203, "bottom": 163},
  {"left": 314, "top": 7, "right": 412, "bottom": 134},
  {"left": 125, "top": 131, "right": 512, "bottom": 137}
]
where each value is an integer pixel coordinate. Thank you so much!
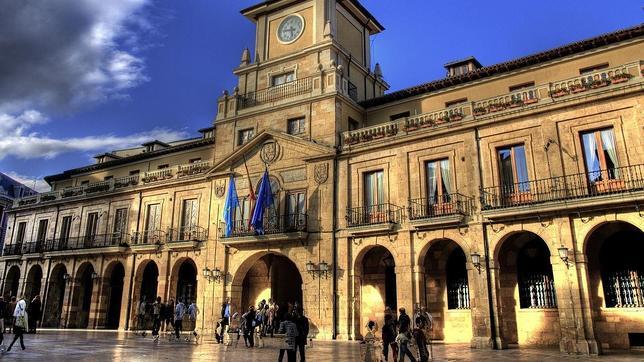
[
  {"left": 222, "top": 175, "right": 239, "bottom": 237},
  {"left": 250, "top": 169, "right": 273, "bottom": 235}
]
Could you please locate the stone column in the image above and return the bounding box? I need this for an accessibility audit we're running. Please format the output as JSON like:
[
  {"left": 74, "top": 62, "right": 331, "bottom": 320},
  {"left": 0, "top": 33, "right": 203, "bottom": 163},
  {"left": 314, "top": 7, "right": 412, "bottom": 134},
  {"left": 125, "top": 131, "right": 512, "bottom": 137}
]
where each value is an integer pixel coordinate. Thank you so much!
[
  {"left": 62, "top": 277, "right": 78, "bottom": 328},
  {"left": 487, "top": 259, "right": 508, "bottom": 349},
  {"left": 468, "top": 260, "right": 497, "bottom": 349},
  {"left": 574, "top": 254, "right": 601, "bottom": 354}
]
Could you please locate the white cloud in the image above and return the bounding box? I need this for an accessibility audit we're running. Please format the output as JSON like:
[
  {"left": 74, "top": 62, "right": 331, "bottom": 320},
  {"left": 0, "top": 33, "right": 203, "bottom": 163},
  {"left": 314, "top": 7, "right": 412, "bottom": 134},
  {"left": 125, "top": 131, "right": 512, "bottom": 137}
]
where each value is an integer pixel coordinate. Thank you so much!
[{"left": 3, "top": 171, "right": 51, "bottom": 193}]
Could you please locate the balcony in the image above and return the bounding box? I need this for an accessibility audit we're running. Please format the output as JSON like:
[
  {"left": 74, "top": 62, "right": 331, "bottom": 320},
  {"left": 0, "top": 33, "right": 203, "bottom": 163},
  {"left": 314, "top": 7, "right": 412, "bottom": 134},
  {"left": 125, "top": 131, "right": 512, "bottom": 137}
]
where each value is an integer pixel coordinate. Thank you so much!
[
  {"left": 13, "top": 161, "right": 213, "bottom": 208},
  {"left": 342, "top": 60, "right": 642, "bottom": 149},
  {"left": 408, "top": 193, "right": 472, "bottom": 229},
  {"left": 2, "top": 243, "right": 23, "bottom": 257},
  {"left": 22, "top": 241, "right": 44, "bottom": 255},
  {"left": 220, "top": 213, "right": 308, "bottom": 246},
  {"left": 481, "top": 164, "right": 644, "bottom": 218},
  {"left": 167, "top": 226, "right": 208, "bottom": 249},
  {"left": 346, "top": 203, "right": 404, "bottom": 235},
  {"left": 43, "top": 233, "right": 129, "bottom": 256},
  {"left": 238, "top": 77, "right": 313, "bottom": 110},
  {"left": 131, "top": 229, "right": 166, "bottom": 252}
]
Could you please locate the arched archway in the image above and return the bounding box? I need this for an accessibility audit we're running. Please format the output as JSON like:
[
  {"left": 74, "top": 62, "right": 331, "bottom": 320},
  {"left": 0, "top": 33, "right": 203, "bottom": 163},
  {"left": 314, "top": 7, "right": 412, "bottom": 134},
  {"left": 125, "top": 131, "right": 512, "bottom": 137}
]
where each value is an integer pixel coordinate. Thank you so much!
[
  {"left": 354, "top": 245, "right": 397, "bottom": 340},
  {"left": 103, "top": 262, "right": 125, "bottom": 329},
  {"left": 131, "top": 260, "right": 159, "bottom": 330},
  {"left": 585, "top": 221, "right": 644, "bottom": 349},
  {"left": 421, "top": 239, "right": 472, "bottom": 343},
  {"left": 43, "top": 264, "right": 67, "bottom": 327},
  {"left": 232, "top": 252, "right": 303, "bottom": 323},
  {"left": 69, "top": 262, "right": 96, "bottom": 328},
  {"left": 495, "top": 232, "right": 560, "bottom": 347},
  {"left": 172, "top": 258, "right": 197, "bottom": 304},
  {"left": 3, "top": 265, "right": 21, "bottom": 299},
  {"left": 24, "top": 264, "right": 43, "bottom": 301}
]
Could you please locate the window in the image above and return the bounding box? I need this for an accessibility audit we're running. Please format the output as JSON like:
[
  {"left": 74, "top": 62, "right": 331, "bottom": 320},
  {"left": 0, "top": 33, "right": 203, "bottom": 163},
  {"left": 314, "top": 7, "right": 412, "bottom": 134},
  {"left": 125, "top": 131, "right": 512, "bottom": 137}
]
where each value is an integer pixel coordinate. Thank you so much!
[
  {"left": 517, "top": 240, "right": 557, "bottom": 309},
  {"left": 60, "top": 216, "right": 72, "bottom": 242},
  {"left": 15, "top": 222, "right": 27, "bottom": 243},
  {"left": 286, "top": 191, "right": 306, "bottom": 228},
  {"left": 104, "top": 176, "right": 113, "bottom": 181},
  {"left": 180, "top": 199, "right": 199, "bottom": 239},
  {"left": 348, "top": 117, "right": 359, "bottom": 131},
  {"left": 579, "top": 63, "right": 608, "bottom": 75},
  {"left": 453, "top": 64, "right": 469, "bottom": 76},
  {"left": 85, "top": 212, "right": 99, "bottom": 240},
  {"left": 364, "top": 171, "right": 385, "bottom": 208},
  {"left": 497, "top": 145, "right": 529, "bottom": 193},
  {"left": 189, "top": 158, "right": 201, "bottom": 164},
  {"left": 271, "top": 72, "right": 295, "bottom": 86},
  {"left": 36, "top": 219, "right": 48, "bottom": 242},
  {"left": 509, "top": 82, "right": 535, "bottom": 92},
  {"left": 581, "top": 128, "right": 619, "bottom": 183},
  {"left": 447, "top": 249, "right": 470, "bottom": 309},
  {"left": 129, "top": 170, "right": 140, "bottom": 176},
  {"left": 389, "top": 111, "right": 410, "bottom": 121},
  {"left": 445, "top": 98, "right": 467, "bottom": 108},
  {"left": 426, "top": 159, "right": 451, "bottom": 205},
  {"left": 235, "top": 197, "right": 252, "bottom": 227},
  {"left": 287, "top": 118, "right": 306, "bottom": 135},
  {"left": 113, "top": 208, "right": 128, "bottom": 235},
  {"left": 158, "top": 164, "right": 169, "bottom": 169},
  {"left": 238, "top": 128, "right": 254, "bottom": 146},
  {"left": 146, "top": 204, "right": 162, "bottom": 231}
]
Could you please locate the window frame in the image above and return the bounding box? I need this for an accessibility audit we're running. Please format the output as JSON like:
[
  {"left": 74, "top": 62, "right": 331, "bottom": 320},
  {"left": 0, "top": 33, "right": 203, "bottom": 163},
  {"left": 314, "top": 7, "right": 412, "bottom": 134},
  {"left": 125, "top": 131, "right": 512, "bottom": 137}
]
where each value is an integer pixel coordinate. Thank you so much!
[
  {"left": 580, "top": 127, "right": 620, "bottom": 182},
  {"left": 287, "top": 117, "right": 306, "bottom": 135},
  {"left": 271, "top": 71, "right": 295, "bottom": 87},
  {"left": 497, "top": 144, "right": 530, "bottom": 192},
  {"left": 238, "top": 128, "right": 255, "bottom": 146}
]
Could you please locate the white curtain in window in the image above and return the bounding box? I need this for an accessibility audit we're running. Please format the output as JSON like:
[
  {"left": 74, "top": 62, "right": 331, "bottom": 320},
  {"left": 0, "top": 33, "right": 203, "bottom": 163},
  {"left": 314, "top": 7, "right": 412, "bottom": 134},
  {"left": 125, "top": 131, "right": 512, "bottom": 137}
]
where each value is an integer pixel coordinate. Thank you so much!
[
  {"left": 582, "top": 133, "right": 599, "bottom": 180},
  {"left": 440, "top": 159, "right": 452, "bottom": 199},
  {"left": 600, "top": 129, "right": 619, "bottom": 175},
  {"left": 514, "top": 146, "right": 530, "bottom": 192},
  {"left": 426, "top": 162, "right": 437, "bottom": 204}
]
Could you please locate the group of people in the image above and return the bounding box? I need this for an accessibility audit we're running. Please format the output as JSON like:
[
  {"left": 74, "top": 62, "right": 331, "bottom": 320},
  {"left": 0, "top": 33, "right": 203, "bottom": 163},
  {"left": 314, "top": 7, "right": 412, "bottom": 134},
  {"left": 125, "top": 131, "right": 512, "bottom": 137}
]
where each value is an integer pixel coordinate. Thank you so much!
[
  {"left": 215, "top": 298, "right": 310, "bottom": 362},
  {"left": 377, "top": 306, "right": 433, "bottom": 362},
  {"left": 134, "top": 296, "right": 199, "bottom": 343},
  {"left": 0, "top": 294, "right": 41, "bottom": 354}
]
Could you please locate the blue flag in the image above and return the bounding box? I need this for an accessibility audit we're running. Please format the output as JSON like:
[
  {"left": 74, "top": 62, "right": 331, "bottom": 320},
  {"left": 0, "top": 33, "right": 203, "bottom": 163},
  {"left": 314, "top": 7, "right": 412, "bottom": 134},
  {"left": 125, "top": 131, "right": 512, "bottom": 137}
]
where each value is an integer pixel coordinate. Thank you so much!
[
  {"left": 250, "top": 169, "right": 273, "bottom": 235},
  {"left": 222, "top": 175, "right": 239, "bottom": 237}
]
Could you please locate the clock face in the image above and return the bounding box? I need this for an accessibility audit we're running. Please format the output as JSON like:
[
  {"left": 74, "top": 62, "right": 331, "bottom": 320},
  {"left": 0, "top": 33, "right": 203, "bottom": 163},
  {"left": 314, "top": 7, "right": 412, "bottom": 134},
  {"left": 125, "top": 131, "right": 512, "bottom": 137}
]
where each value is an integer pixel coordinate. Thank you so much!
[{"left": 277, "top": 14, "right": 304, "bottom": 44}]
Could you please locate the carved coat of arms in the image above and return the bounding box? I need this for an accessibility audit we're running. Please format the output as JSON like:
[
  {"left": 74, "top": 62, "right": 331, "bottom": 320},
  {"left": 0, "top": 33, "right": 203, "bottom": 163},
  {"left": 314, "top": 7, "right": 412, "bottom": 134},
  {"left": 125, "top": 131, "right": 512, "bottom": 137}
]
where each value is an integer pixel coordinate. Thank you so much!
[
  {"left": 314, "top": 163, "right": 329, "bottom": 184},
  {"left": 260, "top": 141, "right": 279, "bottom": 165},
  {"left": 215, "top": 180, "right": 226, "bottom": 198}
]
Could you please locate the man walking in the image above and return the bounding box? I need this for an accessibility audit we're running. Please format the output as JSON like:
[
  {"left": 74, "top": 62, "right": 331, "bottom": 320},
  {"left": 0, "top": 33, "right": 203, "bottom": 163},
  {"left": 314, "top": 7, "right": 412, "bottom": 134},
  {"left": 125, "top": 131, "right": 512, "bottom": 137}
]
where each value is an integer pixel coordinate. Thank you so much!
[
  {"left": 173, "top": 298, "right": 186, "bottom": 341},
  {"left": 163, "top": 299, "right": 175, "bottom": 337},
  {"left": 398, "top": 307, "right": 411, "bottom": 333},
  {"left": 242, "top": 305, "right": 256, "bottom": 348},
  {"left": 382, "top": 307, "right": 398, "bottom": 361},
  {"left": 187, "top": 300, "right": 200, "bottom": 343},
  {"left": 294, "top": 307, "right": 309, "bottom": 362},
  {"left": 217, "top": 297, "right": 231, "bottom": 344},
  {"left": 151, "top": 297, "right": 162, "bottom": 342},
  {"left": 26, "top": 296, "right": 41, "bottom": 334},
  {"left": 136, "top": 296, "right": 147, "bottom": 337}
]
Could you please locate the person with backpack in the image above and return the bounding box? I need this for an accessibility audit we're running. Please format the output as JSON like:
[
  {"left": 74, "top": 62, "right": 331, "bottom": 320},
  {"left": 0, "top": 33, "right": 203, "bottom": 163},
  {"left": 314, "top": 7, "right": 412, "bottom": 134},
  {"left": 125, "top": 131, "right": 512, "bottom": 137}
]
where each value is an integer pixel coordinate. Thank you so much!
[{"left": 294, "top": 307, "right": 309, "bottom": 362}]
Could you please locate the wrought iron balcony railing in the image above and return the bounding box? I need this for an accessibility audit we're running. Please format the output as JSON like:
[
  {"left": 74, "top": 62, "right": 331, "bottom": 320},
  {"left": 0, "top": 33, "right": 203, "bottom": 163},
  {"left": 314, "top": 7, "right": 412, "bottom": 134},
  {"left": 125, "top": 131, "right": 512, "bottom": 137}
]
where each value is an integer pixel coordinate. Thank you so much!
[
  {"left": 220, "top": 213, "right": 308, "bottom": 238},
  {"left": 408, "top": 193, "right": 472, "bottom": 220},
  {"left": 346, "top": 203, "right": 404, "bottom": 228},
  {"left": 481, "top": 164, "right": 644, "bottom": 210},
  {"left": 43, "top": 233, "right": 130, "bottom": 252},
  {"left": 238, "top": 77, "right": 313, "bottom": 110},
  {"left": 131, "top": 229, "right": 166, "bottom": 245},
  {"left": 22, "top": 241, "right": 44, "bottom": 254},
  {"left": 167, "top": 226, "right": 208, "bottom": 243},
  {"left": 2, "top": 243, "right": 23, "bottom": 256}
]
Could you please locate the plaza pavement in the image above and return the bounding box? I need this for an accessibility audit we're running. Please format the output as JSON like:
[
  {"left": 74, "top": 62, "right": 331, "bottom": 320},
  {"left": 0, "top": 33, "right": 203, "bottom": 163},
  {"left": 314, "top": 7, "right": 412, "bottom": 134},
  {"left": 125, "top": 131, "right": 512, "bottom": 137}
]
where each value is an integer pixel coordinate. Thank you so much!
[{"left": 0, "top": 330, "right": 642, "bottom": 361}]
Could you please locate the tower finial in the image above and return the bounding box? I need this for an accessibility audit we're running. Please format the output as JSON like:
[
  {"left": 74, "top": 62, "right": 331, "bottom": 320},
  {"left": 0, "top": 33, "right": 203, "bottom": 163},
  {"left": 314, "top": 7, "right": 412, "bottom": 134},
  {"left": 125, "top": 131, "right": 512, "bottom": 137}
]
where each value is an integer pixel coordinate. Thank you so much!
[{"left": 240, "top": 48, "right": 250, "bottom": 66}]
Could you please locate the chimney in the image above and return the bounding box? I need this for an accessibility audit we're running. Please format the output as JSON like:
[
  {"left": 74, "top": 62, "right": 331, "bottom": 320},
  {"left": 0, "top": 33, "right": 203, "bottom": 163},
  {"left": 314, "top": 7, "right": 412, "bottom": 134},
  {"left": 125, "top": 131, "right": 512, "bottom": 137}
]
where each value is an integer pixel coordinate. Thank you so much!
[{"left": 444, "top": 56, "right": 482, "bottom": 77}]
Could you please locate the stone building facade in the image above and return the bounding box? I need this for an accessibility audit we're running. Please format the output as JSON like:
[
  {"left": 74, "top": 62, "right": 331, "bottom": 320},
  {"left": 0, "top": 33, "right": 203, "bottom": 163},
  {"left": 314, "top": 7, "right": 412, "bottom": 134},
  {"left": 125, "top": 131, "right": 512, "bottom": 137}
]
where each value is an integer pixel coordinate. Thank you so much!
[{"left": 1, "top": 0, "right": 643, "bottom": 355}]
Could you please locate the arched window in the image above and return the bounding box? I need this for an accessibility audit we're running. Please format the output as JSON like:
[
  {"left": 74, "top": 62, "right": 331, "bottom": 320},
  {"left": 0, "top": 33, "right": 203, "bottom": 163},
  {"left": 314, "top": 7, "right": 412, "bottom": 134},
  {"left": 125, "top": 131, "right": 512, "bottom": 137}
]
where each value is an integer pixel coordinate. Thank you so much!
[
  {"left": 600, "top": 230, "right": 644, "bottom": 308},
  {"left": 446, "top": 249, "right": 470, "bottom": 309},
  {"left": 517, "top": 240, "right": 557, "bottom": 308}
]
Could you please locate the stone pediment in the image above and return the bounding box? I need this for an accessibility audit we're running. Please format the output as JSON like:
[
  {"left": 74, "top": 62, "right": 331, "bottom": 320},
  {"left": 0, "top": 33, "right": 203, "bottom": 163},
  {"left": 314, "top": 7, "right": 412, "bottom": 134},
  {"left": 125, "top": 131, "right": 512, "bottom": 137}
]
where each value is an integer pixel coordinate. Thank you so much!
[{"left": 207, "top": 129, "right": 334, "bottom": 178}]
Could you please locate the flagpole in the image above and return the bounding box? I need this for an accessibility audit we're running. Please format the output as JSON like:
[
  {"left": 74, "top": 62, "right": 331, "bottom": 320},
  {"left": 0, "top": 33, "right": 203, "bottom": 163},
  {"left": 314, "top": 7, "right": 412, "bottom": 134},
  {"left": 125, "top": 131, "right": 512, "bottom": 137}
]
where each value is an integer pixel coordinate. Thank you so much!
[{"left": 243, "top": 155, "right": 256, "bottom": 229}]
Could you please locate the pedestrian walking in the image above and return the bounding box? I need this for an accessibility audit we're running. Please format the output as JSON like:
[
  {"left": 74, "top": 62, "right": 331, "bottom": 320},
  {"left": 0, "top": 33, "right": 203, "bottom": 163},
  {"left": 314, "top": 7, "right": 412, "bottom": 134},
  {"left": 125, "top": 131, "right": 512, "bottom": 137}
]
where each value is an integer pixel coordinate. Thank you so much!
[
  {"left": 6, "top": 297, "right": 16, "bottom": 334},
  {"left": 151, "top": 297, "right": 162, "bottom": 341},
  {"left": 382, "top": 307, "right": 398, "bottom": 362},
  {"left": 0, "top": 296, "right": 5, "bottom": 351},
  {"left": 6, "top": 295, "right": 27, "bottom": 353},
  {"left": 294, "top": 307, "right": 309, "bottom": 362},
  {"left": 242, "top": 305, "right": 256, "bottom": 347},
  {"left": 412, "top": 318, "right": 429, "bottom": 362},
  {"left": 136, "top": 297, "right": 147, "bottom": 337},
  {"left": 173, "top": 299, "right": 186, "bottom": 341},
  {"left": 217, "top": 297, "right": 231, "bottom": 344},
  {"left": 187, "top": 300, "right": 200, "bottom": 343},
  {"left": 398, "top": 308, "right": 411, "bottom": 334},
  {"left": 163, "top": 299, "right": 175, "bottom": 336},
  {"left": 277, "top": 314, "right": 298, "bottom": 362},
  {"left": 395, "top": 330, "right": 416, "bottom": 362},
  {"left": 27, "top": 295, "right": 41, "bottom": 334},
  {"left": 267, "top": 299, "right": 278, "bottom": 337}
]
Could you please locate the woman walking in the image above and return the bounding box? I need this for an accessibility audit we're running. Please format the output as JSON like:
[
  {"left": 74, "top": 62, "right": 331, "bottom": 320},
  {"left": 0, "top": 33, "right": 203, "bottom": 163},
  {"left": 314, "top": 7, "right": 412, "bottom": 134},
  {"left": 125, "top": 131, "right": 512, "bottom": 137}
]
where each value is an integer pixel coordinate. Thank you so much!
[
  {"left": 6, "top": 295, "right": 27, "bottom": 352},
  {"left": 277, "top": 314, "right": 298, "bottom": 362}
]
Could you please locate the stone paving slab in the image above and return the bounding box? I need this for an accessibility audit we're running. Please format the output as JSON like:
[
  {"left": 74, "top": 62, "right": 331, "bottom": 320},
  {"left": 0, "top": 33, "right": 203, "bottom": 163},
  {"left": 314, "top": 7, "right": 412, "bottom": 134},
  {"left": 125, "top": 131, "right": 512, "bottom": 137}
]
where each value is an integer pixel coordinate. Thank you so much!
[{"left": 0, "top": 330, "right": 642, "bottom": 361}]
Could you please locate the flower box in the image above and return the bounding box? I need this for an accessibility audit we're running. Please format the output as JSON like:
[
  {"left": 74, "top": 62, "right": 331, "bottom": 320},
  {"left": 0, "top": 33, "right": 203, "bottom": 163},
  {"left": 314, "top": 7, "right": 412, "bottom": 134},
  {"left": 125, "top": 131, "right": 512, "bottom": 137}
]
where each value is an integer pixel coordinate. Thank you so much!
[
  {"left": 589, "top": 79, "right": 610, "bottom": 89},
  {"left": 592, "top": 179, "right": 625, "bottom": 194},
  {"left": 449, "top": 114, "right": 464, "bottom": 122},
  {"left": 404, "top": 125, "right": 418, "bottom": 132},
  {"left": 508, "top": 100, "right": 523, "bottom": 108},
  {"left": 488, "top": 104, "right": 506, "bottom": 112},
  {"left": 570, "top": 85, "right": 587, "bottom": 94},
  {"left": 610, "top": 73, "right": 632, "bottom": 84},
  {"left": 549, "top": 89, "right": 569, "bottom": 98},
  {"left": 372, "top": 133, "right": 385, "bottom": 139},
  {"left": 523, "top": 98, "right": 539, "bottom": 105},
  {"left": 385, "top": 129, "right": 398, "bottom": 137},
  {"left": 504, "top": 191, "right": 533, "bottom": 206},
  {"left": 420, "top": 121, "right": 433, "bottom": 128},
  {"left": 473, "top": 107, "right": 487, "bottom": 116}
]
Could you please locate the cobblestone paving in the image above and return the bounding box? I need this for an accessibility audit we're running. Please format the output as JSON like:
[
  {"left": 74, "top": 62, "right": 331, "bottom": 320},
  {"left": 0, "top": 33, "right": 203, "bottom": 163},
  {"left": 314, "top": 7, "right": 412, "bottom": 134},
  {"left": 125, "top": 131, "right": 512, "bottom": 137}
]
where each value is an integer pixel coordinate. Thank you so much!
[{"left": 0, "top": 330, "right": 642, "bottom": 361}]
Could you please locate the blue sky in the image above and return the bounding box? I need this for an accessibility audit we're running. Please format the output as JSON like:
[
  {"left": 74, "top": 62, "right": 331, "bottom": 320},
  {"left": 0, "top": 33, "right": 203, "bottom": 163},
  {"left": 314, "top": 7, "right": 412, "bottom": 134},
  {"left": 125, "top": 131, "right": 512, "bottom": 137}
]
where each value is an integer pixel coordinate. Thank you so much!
[{"left": 0, "top": 0, "right": 640, "bottom": 191}]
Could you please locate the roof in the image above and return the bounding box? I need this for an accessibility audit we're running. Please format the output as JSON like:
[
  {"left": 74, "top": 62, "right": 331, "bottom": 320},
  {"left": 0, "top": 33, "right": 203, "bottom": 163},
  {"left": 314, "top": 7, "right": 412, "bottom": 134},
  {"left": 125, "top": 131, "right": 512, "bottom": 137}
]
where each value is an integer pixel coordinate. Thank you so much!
[
  {"left": 0, "top": 172, "right": 37, "bottom": 199},
  {"left": 360, "top": 23, "right": 644, "bottom": 108},
  {"left": 444, "top": 56, "right": 482, "bottom": 69},
  {"left": 44, "top": 137, "right": 215, "bottom": 184},
  {"left": 241, "top": 0, "right": 384, "bottom": 32}
]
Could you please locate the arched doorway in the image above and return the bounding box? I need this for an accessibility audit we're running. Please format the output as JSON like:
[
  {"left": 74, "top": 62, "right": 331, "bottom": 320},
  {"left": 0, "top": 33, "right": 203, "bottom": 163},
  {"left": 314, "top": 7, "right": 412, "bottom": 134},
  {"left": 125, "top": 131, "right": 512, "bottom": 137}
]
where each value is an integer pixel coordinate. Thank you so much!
[
  {"left": 70, "top": 263, "right": 96, "bottom": 328},
  {"left": 585, "top": 221, "right": 644, "bottom": 349},
  {"left": 356, "top": 246, "right": 397, "bottom": 339},
  {"left": 422, "top": 239, "right": 472, "bottom": 343},
  {"left": 175, "top": 259, "right": 197, "bottom": 304},
  {"left": 24, "top": 265, "right": 43, "bottom": 301},
  {"left": 139, "top": 261, "right": 159, "bottom": 304},
  {"left": 104, "top": 263, "right": 125, "bottom": 329},
  {"left": 3, "top": 265, "right": 21, "bottom": 299},
  {"left": 43, "top": 264, "right": 67, "bottom": 327},
  {"left": 496, "top": 232, "right": 559, "bottom": 347},
  {"left": 237, "top": 254, "right": 302, "bottom": 321}
]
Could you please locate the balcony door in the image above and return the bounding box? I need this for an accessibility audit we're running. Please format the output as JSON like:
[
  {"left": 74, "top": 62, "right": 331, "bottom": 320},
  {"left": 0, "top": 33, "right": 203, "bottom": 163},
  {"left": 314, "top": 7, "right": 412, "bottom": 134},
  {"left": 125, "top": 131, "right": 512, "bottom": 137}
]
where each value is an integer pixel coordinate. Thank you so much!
[
  {"left": 36, "top": 219, "right": 48, "bottom": 246},
  {"left": 581, "top": 128, "right": 621, "bottom": 192},
  {"left": 426, "top": 159, "right": 452, "bottom": 215},
  {"left": 145, "top": 204, "right": 162, "bottom": 243},
  {"left": 364, "top": 170, "right": 385, "bottom": 223},
  {"left": 180, "top": 199, "right": 199, "bottom": 240},
  {"left": 112, "top": 208, "right": 128, "bottom": 245},
  {"left": 84, "top": 213, "right": 99, "bottom": 247},
  {"left": 498, "top": 145, "right": 530, "bottom": 202},
  {"left": 286, "top": 191, "right": 306, "bottom": 229},
  {"left": 15, "top": 222, "right": 26, "bottom": 244}
]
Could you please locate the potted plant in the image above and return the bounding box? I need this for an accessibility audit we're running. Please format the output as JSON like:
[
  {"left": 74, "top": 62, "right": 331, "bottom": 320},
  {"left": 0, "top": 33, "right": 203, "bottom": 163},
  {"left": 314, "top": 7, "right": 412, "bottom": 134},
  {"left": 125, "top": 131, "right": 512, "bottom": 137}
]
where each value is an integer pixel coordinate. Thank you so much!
[
  {"left": 420, "top": 119, "right": 433, "bottom": 128},
  {"left": 610, "top": 73, "right": 632, "bottom": 84},
  {"left": 549, "top": 88, "right": 569, "bottom": 98},
  {"left": 372, "top": 130, "right": 385, "bottom": 139},
  {"left": 589, "top": 78, "right": 610, "bottom": 89},
  {"left": 488, "top": 103, "right": 506, "bottom": 112},
  {"left": 473, "top": 107, "right": 487, "bottom": 116},
  {"left": 404, "top": 124, "right": 418, "bottom": 132},
  {"left": 508, "top": 98, "right": 524, "bottom": 108},
  {"left": 523, "top": 96, "right": 539, "bottom": 105},
  {"left": 570, "top": 83, "right": 587, "bottom": 94},
  {"left": 448, "top": 112, "right": 464, "bottom": 122},
  {"left": 386, "top": 127, "right": 398, "bottom": 137}
]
